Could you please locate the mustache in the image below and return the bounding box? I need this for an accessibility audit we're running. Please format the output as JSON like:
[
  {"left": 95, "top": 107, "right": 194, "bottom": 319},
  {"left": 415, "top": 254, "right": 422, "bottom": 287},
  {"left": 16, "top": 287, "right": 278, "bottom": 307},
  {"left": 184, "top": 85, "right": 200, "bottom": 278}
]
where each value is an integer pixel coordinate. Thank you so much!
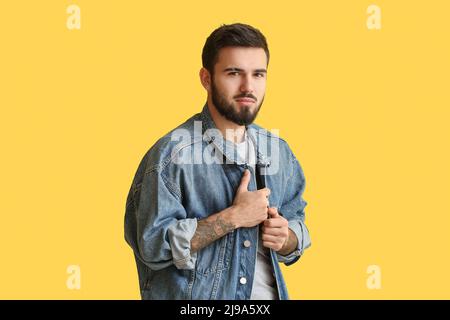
[{"left": 234, "top": 93, "right": 257, "bottom": 101}]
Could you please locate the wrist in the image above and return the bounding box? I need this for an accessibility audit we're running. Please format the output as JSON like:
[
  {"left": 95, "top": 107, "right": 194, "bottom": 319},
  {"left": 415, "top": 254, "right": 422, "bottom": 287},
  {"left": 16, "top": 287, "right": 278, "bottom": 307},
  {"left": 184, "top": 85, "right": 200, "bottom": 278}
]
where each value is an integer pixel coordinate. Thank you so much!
[
  {"left": 278, "top": 229, "right": 296, "bottom": 255},
  {"left": 223, "top": 205, "right": 240, "bottom": 229}
]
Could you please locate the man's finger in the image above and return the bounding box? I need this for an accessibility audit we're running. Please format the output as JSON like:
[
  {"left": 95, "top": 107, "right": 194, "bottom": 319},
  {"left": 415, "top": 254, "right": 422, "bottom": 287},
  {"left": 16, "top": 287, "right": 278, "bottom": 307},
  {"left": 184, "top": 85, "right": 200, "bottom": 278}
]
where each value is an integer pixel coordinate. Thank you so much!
[
  {"left": 264, "top": 217, "right": 287, "bottom": 228},
  {"left": 259, "top": 187, "right": 271, "bottom": 197},
  {"left": 262, "top": 241, "right": 279, "bottom": 250},
  {"left": 236, "top": 169, "right": 250, "bottom": 194},
  {"left": 262, "top": 234, "right": 282, "bottom": 243},
  {"left": 262, "top": 226, "right": 285, "bottom": 236}
]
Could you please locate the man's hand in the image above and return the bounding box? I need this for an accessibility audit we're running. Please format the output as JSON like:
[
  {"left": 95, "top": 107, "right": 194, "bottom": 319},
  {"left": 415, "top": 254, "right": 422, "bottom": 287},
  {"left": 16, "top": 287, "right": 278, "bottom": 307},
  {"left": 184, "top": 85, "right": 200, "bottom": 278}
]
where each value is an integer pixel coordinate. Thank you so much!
[
  {"left": 191, "top": 170, "right": 270, "bottom": 253},
  {"left": 231, "top": 169, "right": 270, "bottom": 228},
  {"left": 262, "top": 207, "right": 298, "bottom": 255}
]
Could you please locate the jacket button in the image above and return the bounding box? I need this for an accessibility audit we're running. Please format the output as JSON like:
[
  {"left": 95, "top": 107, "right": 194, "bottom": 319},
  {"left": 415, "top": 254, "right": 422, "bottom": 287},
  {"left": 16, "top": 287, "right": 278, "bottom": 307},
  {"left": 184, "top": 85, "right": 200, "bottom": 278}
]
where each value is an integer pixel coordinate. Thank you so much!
[
  {"left": 243, "top": 240, "right": 251, "bottom": 248},
  {"left": 240, "top": 277, "right": 247, "bottom": 285}
]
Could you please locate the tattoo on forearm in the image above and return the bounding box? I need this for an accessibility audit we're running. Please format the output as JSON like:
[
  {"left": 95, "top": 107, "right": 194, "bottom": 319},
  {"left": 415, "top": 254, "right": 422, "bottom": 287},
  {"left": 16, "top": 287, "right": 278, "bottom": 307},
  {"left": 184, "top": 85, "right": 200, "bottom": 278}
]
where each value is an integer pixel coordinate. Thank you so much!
[{"left": 191, "top": 214, "right": 235, "bottom": 253}]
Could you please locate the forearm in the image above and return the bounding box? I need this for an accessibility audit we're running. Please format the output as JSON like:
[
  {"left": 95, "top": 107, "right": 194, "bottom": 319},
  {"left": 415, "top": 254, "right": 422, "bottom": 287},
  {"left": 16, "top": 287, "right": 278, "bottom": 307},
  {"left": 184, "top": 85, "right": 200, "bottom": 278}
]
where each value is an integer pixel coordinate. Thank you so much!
[
  {"left": 190, "top": 206, "right": 238, "bottom": 253},
  {"left": 278, "top": 228, "right": 298, "bottom": 256}
]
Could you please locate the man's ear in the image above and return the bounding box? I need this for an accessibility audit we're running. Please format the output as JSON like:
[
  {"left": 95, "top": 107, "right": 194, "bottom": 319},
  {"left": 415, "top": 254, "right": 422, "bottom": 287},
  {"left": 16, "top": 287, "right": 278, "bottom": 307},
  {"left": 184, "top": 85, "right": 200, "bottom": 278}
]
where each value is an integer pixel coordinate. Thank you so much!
[{"left": 199, "top": 67, "right": 211, "bottom": 92}]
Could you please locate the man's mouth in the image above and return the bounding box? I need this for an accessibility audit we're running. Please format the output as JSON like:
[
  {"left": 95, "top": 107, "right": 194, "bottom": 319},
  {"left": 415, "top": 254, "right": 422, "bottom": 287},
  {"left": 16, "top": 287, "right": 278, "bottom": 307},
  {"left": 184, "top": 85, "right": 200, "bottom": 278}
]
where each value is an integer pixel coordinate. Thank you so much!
[{"left": 235, "top": 98, "right": 256, "bottom": 104}]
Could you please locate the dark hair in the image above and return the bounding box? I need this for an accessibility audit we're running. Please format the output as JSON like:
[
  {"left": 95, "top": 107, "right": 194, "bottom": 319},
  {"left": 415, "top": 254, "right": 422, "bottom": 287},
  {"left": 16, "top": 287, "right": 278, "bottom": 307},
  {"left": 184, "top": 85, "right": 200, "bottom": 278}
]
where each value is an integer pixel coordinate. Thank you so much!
[{"left": 202, "top": 23, "right": 270, "bottom": 75}]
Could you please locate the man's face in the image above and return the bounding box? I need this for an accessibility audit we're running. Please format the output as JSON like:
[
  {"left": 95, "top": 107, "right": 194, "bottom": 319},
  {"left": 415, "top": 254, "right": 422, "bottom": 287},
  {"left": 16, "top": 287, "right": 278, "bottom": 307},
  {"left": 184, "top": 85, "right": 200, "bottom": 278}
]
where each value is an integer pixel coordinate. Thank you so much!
[{"left": 210, "top": 47, "right": 267, "bottom": 126}]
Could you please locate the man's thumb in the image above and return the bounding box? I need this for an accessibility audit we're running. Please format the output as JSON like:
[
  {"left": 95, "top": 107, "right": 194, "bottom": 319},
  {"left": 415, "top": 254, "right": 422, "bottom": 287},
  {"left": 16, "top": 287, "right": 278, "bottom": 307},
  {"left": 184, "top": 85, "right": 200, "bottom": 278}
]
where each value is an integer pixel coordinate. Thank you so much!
[
  {"left": 268, "top": 207, "right": 279, "bottom": 218},
  {"left": 237, "top": 169, "right": 250, "bottom": 193}
]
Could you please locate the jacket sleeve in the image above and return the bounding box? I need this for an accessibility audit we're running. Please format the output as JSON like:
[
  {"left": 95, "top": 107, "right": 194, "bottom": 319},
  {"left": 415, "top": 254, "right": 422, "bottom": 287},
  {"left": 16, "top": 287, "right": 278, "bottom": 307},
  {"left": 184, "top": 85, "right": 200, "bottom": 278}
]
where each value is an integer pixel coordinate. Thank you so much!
[
  {"left": 124, "top": 164, "right": 198, "bottom": 271},
  {"left": 276, "top": 150, "right": 311, "bottom": 266}
]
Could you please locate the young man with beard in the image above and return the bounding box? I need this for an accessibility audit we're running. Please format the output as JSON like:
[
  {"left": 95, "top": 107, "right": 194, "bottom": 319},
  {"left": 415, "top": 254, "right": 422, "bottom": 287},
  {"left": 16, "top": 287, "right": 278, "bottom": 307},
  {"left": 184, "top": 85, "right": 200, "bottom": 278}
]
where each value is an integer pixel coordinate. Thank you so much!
[{"left": 124, "top": 23, "right": 311, "bottom": 300}]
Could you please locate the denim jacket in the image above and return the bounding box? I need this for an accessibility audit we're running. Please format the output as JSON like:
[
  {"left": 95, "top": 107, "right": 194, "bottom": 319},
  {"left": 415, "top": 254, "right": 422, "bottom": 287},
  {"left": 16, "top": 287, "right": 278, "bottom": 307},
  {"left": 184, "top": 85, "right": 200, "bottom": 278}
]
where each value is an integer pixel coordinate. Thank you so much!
[{"left": 124, "top": 103, "right": 311, "bottom": 300}]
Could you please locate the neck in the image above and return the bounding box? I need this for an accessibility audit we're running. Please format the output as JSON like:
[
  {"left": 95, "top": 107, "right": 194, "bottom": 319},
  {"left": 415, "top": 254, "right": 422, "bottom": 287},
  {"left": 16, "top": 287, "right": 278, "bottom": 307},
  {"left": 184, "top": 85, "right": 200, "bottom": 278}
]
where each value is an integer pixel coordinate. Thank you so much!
[{"left": 207, "top": 97, "right": 246, "bottom": 144}]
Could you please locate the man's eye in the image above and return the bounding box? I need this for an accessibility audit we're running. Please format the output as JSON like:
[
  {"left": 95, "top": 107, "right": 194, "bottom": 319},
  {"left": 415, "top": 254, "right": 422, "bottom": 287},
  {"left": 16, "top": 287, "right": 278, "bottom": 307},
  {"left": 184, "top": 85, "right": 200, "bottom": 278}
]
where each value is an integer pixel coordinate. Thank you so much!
[
  {"left": 228, "top": 72, "right": 239, "bottom": 76},
  {"left": 254, "top": 73, "right": 265, "bottom": 78}
]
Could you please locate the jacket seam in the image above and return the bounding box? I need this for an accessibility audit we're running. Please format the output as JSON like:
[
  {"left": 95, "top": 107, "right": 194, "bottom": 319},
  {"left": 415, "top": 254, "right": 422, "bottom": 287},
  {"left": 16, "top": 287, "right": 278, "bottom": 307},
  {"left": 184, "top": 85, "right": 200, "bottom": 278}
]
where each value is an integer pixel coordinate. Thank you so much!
[
  {"left": 144, "top": 136, "right": 203, "bottom": 175},
  {"left": 161, "top": 170, "right": 182, "bottom": 201},
  {"left": 143, "top": 137, "right": 204, "bottom": 201}
]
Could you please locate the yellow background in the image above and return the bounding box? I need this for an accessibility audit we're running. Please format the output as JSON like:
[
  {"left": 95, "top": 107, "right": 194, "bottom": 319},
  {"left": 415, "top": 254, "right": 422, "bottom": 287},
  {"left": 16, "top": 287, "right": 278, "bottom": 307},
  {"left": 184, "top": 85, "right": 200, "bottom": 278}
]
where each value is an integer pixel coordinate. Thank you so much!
[{"left": 1, "top": 0, "right": 449, "bottom": 299}]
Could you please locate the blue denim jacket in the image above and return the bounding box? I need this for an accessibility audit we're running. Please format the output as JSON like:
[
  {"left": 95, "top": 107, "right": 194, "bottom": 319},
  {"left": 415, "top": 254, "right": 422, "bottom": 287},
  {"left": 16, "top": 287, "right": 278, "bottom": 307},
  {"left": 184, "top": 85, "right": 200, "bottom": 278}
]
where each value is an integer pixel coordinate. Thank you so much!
[{"left": 124, "top": 103, "right": 311, "bottom": 300}]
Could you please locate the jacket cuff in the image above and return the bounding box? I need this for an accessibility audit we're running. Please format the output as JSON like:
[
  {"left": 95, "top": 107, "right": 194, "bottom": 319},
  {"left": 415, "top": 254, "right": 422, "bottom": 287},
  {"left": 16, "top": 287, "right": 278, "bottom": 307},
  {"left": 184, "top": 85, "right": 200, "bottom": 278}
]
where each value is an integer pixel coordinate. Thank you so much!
[
  {"left": 167, "top": 218, "right": 198, "bottom": 270},
  {"left": 276, "top": 220, "right": 303, "bottom": 265}
]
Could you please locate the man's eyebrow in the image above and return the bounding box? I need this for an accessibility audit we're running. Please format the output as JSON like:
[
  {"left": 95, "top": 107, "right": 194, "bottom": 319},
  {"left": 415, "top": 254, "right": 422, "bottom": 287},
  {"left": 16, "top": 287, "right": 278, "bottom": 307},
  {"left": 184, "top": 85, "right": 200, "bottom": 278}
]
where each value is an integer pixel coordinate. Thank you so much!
[{"left": 223, "top": 67, "right": 267, "bottom": 73}]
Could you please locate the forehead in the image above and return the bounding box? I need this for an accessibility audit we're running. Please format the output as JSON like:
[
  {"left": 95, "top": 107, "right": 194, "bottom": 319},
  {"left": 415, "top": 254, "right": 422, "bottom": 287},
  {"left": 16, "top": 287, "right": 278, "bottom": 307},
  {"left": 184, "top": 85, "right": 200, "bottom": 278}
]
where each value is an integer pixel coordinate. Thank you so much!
[{"left": 215, "top": 47, "right": 267, "bottom": 70}]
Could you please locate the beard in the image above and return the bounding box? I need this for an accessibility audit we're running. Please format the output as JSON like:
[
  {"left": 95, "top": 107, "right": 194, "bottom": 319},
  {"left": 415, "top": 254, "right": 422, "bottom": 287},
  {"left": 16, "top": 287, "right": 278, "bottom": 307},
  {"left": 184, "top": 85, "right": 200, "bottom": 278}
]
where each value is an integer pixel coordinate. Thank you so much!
[{"left": 211, "top": 79, "right": 264, "bottom": 126}]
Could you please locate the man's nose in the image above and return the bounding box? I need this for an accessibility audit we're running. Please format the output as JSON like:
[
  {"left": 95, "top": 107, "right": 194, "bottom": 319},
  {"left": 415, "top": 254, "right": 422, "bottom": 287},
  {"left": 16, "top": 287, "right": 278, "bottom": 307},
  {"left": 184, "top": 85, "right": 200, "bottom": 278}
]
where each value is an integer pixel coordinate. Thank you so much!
[{"left": 239, "top": 74, "right": 254, "bottom": 93}]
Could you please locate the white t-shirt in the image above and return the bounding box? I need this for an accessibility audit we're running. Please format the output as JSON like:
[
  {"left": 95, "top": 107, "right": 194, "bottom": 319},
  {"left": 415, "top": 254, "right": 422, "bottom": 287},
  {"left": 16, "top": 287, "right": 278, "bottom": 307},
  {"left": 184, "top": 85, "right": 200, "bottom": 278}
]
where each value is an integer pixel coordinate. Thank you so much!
[{"left": 234, "top": 133, "right": 278, "bottom": 300}]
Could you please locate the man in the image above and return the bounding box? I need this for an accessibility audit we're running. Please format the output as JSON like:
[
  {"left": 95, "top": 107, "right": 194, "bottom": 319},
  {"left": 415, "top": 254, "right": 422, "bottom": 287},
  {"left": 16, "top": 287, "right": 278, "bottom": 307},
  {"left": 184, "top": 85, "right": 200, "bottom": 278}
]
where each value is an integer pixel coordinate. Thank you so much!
[{"left": 124, "top": 23, "right": 311, "bottom": 300}]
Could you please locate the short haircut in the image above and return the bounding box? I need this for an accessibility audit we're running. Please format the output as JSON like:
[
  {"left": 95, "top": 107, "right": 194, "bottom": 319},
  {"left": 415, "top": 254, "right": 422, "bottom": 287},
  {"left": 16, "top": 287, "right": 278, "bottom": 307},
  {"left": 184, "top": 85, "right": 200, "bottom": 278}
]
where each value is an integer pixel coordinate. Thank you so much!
[{"left": 202, "top": 23, "right": 270, "bottom": 75}]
